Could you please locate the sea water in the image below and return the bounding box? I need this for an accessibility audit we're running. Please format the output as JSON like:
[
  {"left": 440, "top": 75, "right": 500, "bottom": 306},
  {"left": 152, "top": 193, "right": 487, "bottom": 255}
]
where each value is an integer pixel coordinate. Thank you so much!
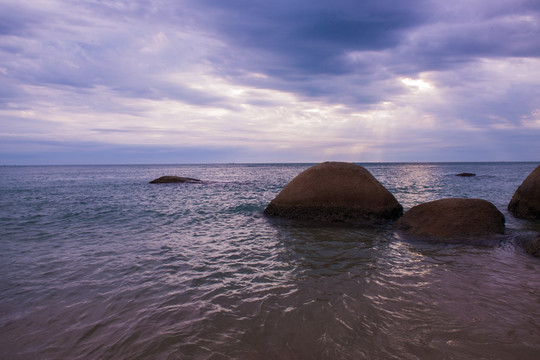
[{"left": 0, "top": 163, "right": 539, "bottom": 359}]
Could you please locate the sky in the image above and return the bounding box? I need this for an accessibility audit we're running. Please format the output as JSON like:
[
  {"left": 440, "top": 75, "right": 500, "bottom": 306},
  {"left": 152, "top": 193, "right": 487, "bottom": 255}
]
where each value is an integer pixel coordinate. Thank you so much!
[{"left": 1, "top": 0, "right": 539, "bottom": 164}]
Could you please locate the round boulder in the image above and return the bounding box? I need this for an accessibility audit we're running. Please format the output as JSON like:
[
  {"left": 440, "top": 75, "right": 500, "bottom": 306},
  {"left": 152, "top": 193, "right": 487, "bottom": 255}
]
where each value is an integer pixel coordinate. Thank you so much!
[
  {"left": 508, "top": 165, "right": 540, "bottom": 219},
  {"left": 393, "top": 198, "right": 505, "bottom": 239},
  {"left": 264, "top": 162, "right": 403, "bottom": 223},
  {"left": 150, "top": 176, "right": 202, "bottom": 184}
]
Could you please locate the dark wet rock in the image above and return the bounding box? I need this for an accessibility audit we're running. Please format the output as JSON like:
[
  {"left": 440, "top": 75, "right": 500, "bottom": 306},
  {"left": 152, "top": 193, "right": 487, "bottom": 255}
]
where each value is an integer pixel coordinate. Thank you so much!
[
  {"left": 264, "top": 161, "right": 403, "bottom": 224},
  {"left": 513, "top": 232, "right": 540, "bottom": 257},
  {"left": 508, "top": 165, "right": 540, "bottom": 219},
  {"left": 525, "top": 234, "right": 540, "bottom": 257},
  {"left": 149, "top": 175, "right": 202, "bottom": 184},
  {"left": 456, "top": 172, "right": 476, "bottom": 177},
  {"left": 393, "top": 198, "right": 505, "bottom": 241}
]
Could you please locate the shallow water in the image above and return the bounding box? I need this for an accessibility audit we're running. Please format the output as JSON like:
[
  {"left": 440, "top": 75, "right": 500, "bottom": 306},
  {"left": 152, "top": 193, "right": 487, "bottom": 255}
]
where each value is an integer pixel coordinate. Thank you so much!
[{"left": 1, "top": 163, "right": 539, "bottom": 359}]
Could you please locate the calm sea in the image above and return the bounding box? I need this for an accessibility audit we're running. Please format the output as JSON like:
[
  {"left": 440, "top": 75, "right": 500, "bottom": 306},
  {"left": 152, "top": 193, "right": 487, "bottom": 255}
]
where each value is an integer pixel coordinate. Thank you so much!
[{"left": 1, "top": 163, "right": 539, "bottom": 360}]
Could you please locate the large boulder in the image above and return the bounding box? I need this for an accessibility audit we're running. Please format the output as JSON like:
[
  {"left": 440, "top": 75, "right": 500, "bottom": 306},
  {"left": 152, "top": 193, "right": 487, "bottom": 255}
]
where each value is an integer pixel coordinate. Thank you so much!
[
  {"left": 393, "top": 198, "right": 505, "bottom": 240},
  {"left": 508, "top": 165, "right": 540, "bottom": 219},
  {"left": 150, "top": 176, "right": 202, "bottom": 184},
  {"left": 264, "top": 162, "right": 403, "bottom": 224}
]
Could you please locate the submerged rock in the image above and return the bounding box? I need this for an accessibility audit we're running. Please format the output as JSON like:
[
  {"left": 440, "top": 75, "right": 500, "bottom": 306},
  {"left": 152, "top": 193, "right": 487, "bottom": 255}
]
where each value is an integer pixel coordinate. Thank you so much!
[
  {"left": 508, "top": 165, "right": 540, "bottom": 219},
  {"left": 264, "top": 161, "right": 403, "bottom": 224},
  {"left": 149, "top": 175, "right": 202, "bottom": 184},
  {"left": 525, "top": 234, "right": 540, "bottom": 257},
  {"left": 393, "top": 198, "right": 505, "bottom": 241},
  {"left": 456, "top": 172, "right": 476, "bottom": 177}
]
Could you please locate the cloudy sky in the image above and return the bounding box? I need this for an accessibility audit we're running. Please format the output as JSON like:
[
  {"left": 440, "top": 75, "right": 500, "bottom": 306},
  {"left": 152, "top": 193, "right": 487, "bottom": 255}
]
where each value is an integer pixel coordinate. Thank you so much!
[{"left": 1, "top": 0, "right": 539, "bottom": 164}]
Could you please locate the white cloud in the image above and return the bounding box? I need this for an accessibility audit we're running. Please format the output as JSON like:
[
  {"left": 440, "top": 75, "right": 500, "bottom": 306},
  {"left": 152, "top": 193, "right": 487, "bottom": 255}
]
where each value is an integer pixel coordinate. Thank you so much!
[
  {"left": 522, "top": 109, "right": 540, "bottom": 128},
  {"left": 400, "top": 77, "right": 434, "bottom": 92}
]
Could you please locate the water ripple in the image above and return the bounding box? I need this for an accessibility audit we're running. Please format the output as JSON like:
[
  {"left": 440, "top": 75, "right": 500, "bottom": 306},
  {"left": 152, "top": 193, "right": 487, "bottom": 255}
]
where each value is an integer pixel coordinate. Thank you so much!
[{"left": 1, "top": 163, "right": 539, "bottom": 359}]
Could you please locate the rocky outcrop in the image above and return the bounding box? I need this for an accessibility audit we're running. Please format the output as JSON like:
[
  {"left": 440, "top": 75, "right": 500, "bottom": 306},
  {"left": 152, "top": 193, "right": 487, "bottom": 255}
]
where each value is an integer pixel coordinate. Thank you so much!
[
  {"left": 149, "top": 176, "right": 202, "bottom": 184},
  {"left": 508, "top": 165, "right": 540, "bottom": 219},
  {"left": 456, "top": 172, "right": 476, "bottom": 177},
  {"left": 264, "top": 162, "right": 403, "bottom": 224},
  {"left": 393, "top": 198, "right": 505, "bottom": 240}
]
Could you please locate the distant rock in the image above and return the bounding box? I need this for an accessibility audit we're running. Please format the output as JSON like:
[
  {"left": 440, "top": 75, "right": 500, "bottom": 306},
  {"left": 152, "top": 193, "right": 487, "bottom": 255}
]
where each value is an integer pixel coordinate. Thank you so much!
[
  {"left": 508, "top": 165, "right": 540, "bottom": 219},
  {"left": 456, "top": 172, "right": 476, "bottom": 177},
  {"left": 264, "top": 161, "right": 403, "bottom": 224},
  {"left": 149, "top": 176, "right": 202, "bottom": 184},
  {"left": 393, "top": 198, "right": 505, "bottom": 241}
]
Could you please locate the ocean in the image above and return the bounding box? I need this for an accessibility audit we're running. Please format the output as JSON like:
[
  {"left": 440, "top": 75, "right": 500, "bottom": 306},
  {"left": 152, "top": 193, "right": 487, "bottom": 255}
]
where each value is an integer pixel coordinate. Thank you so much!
[{"left": 1, "top": 162, "right": 539, "bottom": 359}]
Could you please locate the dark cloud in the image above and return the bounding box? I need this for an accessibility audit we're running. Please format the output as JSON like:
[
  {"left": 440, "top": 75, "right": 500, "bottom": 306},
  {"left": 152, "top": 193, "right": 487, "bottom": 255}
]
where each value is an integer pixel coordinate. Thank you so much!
[
  {"left": 185, "top": 0, "right": 538, "bottom": 74},
  {"left": 0, "top": 3, "right": 45, "bottom": 36},
  {"left": 187, "top": 0, "right": 430, "bottom": 76},
  {"left": 167, "top": 0, "right": 540, "bottom": 116},
  {"left": 408, "top": 17, "right": 540, "bottom": 69}
]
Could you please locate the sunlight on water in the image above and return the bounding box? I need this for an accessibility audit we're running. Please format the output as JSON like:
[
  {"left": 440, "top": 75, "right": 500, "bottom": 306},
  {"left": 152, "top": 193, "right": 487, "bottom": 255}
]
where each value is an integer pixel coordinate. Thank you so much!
[{"left": 0, "top": 163, "right": 539, "bottom": 359}]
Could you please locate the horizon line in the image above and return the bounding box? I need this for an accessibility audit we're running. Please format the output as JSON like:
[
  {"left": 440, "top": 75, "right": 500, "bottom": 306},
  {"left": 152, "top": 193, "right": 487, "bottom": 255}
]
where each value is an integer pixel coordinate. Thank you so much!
[{"left": 2, "top": 160, "right": 539, "bottom": 167}]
